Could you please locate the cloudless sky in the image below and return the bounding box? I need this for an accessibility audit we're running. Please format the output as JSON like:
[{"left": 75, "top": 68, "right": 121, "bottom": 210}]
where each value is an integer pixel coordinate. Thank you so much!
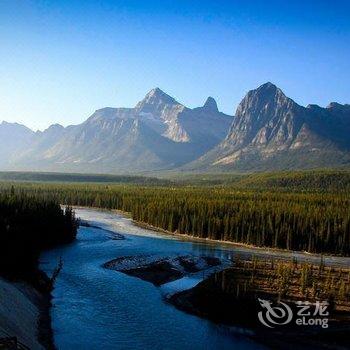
[{"left": 1, "top": 0, "right": 350, "bottom": 130}]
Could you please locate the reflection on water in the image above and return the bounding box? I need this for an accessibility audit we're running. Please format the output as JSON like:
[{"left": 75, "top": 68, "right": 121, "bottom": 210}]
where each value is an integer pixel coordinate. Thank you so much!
[{"left": 40, "top": 208, "right": 265, "bottom": 350}]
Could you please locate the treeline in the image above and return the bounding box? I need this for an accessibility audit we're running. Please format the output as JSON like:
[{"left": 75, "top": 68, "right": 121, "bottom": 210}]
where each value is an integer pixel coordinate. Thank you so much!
[
  {"left": 1, "top": 169, "right": 350, "bottom": 191},
  {"left": 230, "top": 256, "right": 350, "bottom": 302},
  {"left": 0, "top": 171, "right": 172, "bottom": 185},
  {"left": 0, "top": 189, "right": 78, "bottom": 281},
  {"left": 236, "top": 169, "right": 350, "bottom": 192},
  {"left": 156, "top": 169, "right": 350, "bottom": 190},
  {"left": 1, "top": 182, "right": 349, "bottom": 256}
]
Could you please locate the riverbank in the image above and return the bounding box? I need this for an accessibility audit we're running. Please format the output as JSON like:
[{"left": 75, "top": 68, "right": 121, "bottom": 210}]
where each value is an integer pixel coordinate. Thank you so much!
[
  {"left": 39, "top": 206, "right": 350, "bottom": 349},
  {"left": 41, "top": 207, "right": 262, "bottom": 349},
  {"left": 133, "top": 219, "right": 350, "bottom": 263},
  {"left": 0, "top": 275, "right": 55, "bottom": 349},
  {"left": 73, "top": 206, "right": 350, "bottom": 268},
  {"left": 0, "top": 194, "right": 78, "bottom": 349},
  {"left": 78, "top": 208, "right": 350, "bottom": 349},
  {"left": 167, "top": 257, "right": 350, "bottom": 349}
]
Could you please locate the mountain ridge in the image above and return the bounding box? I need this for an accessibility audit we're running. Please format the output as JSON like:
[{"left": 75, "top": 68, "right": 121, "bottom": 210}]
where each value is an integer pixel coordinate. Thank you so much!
[
  {"left": 1, "top": 88, "right": 233, "bottom": 173},
  {"left": 1, "top": 83, "right": 350, "bottom": 173},
  {"left": 188, "top": 83, "right": 350, "bottom": 171}
]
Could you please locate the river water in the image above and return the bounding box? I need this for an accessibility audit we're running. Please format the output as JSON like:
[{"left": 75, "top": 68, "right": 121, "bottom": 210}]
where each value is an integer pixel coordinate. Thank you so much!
[{"left": 40, "top": 208, "right": 349, "bottom": 350}]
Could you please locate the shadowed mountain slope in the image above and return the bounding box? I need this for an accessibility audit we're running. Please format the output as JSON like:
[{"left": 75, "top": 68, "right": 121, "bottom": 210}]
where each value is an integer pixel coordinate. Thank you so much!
[{"left": 188, "top": 83, "right": 350, "bottom": 171}]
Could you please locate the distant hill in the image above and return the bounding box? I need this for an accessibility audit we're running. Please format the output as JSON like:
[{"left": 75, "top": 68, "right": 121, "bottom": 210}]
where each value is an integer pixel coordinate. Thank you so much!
[{"left": 0, "top": 121, "right": 34, "bottom": 167}]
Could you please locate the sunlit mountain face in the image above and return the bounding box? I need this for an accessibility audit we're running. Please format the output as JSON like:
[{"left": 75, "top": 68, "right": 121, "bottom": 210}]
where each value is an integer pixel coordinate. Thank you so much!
[{"left": 1, "top": 83, "right": 350, "bottom": 173}]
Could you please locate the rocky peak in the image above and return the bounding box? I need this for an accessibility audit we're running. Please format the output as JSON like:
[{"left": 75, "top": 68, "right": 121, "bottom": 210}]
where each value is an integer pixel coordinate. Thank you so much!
[
  {"left": 0, "top": 121, "right": 34, "bottom": 133},
  {"left": 235, "top": 82, "right": 292, "bottom": 120},
  {"left": 256, "top": 81, "right": 278, "bottom": 92},
  {"left": 47, "top": 123, "right": 64, "bottom": 131},
  {"left": 147, "top": 87, "right": 175, "bottom": 102},
  {"left": 326, "top": 102, "right": 350, "bottom": 113},
  {"left": 39, "top": 123, "right": 65, "bottom": 136},
  {"left": 326, "top": 102, "right": 350, "bottom": 125},
  {"left": 247, "top": 82, "right": 285, "bottom": 102},
  {"left": 307, "top": 104, "right": 322, "bottom": 109},
  {"left": 203, "top": 97, "right": 218, "bottom": 112},
  {"left": 1, "top": 121, "right": 20, "bottom": 127},
  {"left": 327, "top": 102, "right": 342, "bottom": 109},
  {"left": 220, "top": 82, "right": 304, "bottom": 155},
  {"left": 135, "top": 88, "right": 180, "bottom": 116}
]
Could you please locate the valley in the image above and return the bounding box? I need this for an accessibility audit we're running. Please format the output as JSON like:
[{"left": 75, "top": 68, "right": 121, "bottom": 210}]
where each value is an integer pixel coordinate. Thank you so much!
[{"left": 0, "top": 170, "right": 349, "bottom": 349}]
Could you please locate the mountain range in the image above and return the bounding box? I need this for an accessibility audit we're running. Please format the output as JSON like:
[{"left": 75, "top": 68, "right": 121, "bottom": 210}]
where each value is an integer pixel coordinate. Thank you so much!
[{"left": 1, "top": 83, "right": 350, "bottom": 173}]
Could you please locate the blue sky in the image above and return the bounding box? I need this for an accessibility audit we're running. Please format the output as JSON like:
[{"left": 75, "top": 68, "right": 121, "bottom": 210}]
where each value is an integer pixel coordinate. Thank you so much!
[{"left": 1, "top": 0, "right": 349, "bottom": 130}]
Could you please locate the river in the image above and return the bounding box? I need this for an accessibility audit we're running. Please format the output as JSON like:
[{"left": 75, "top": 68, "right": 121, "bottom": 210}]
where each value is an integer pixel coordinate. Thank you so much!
[{"left": 40, "top": 207, "right": 350, "bottom": 349}]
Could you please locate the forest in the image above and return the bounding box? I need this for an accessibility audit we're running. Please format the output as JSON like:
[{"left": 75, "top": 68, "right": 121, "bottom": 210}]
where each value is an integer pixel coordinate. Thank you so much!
[
  {"left": 0, "top": 188, "right": 78, "bottom": 282},
  {"left": 0, "top": 175, "right": 349, "bottom": 256},
  {"left": 168, "top": 255, "right": 350, "bottom": 345},
  {"left": 1, "top": 169, "right": 350, "bottom": 191}
]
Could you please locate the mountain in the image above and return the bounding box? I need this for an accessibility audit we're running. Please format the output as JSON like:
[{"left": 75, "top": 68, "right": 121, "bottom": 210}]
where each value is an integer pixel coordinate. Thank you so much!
[
  {"left": 0, "top": 122, "right": 34, "bottom": 167},
  {"left": 189, "top": 82, "right": 350, "bottom": 171},
  {"left": 7, "top": 88, "right": 233, "bottom": 173},
  {"left": 2, "top": 83, "right": 350, "bottom": 173}
]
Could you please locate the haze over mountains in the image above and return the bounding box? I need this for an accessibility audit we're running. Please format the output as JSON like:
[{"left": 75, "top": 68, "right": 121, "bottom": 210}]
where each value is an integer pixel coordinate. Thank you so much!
[
  {"left": 1, "top": 88, "right": 233, "bottom": 173},
  {"left": 1, "top": 83, "right": 350, "bottom": 173}
]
